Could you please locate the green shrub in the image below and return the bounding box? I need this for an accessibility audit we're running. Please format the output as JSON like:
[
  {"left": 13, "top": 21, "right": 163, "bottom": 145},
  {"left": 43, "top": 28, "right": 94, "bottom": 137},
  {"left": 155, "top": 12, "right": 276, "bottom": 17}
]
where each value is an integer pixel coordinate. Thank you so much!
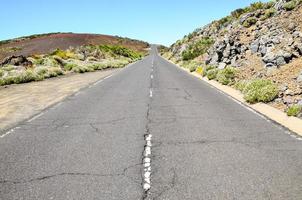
[
  {"left": 216, "top": 67, "right": 237, "bottom": 85},
  {"left": 0, "top": 69, "right": 4, "bottom": 77},
  {"left": 72, "top": 66, "right": 89, "bottom": 73},
  {"left": 51, "top": 49, "right": 69, "bottom": 59},
  {"left": 234, "top": 80, "right": 248, "bottom": 92},
  {"left": 189, "top": 63, "right": 197, "bottom": 72},
  {"left": 0, "top": 76, "right": 15, "bottom": 85},
  {"left": 2, "top": 65, "right": 15, "bottom": 71},
  {"left": 250, "top": 2, "right": 265, "bottom": 11},
  {"left": 182, "top": 37, "right": 214, "bottom": 61},
  {"left": 264, "top": 1, "right": 275, "bottom": 9},
  {"left": 64, "top": 63, "right": 78, "bottom": 71},
  {"left": 98, "top": 45, "right": 142, "bottom": 60},
  {"left": 217, "top": 16, "right": 233, "bottom": 27},
  {"left": 18, "top": 70, "right": 39, "bottom": 83},
  {"left": 283, "top": 1, "right": 296, "bottom": 10},
  {"left": 202, "top": 65, "right": 215, "bottom": 77},
  {"left": 48, "top": 67, "right": 64, "bottom": 77},
  {"left": 287, "top": 105, "right": 302, "bottom": 117},
  {"left": 231, "top": 8, "right": 247, "bottom": 19},
  {"left": 35, "top": 67, "right": 48, "bottom": 76},
  {"left": 260, "top": 8, "right": 276, "bottom": 20},
  {"left": 242, "top": 79, "right": 279, "bottom": 103},
  {"left": 207, "top": 69, "right": 219, "bottom": 80},
  {"left": 243, "top": 17, "right": 257, "bottom": 28}
]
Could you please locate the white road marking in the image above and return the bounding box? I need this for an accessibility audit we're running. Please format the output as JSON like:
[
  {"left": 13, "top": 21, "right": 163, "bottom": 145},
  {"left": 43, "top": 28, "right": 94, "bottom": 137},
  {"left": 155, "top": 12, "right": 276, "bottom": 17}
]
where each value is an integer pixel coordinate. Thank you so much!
[
  {"left": 151, "top": 75, "right": 153, "bottom": 79},
  {"left": 149, "top": 89, "right": 153, "bottom": 98},
  {"left": 27, "top": 112, "right": 45, "bottom": 123},
  {"left": 93, "top": 79, "right": 103, "bottom": 86},
  {"left": 142, "top": 134, "right": 153, "bottom": 192},
  {"left": 104, "top": 74, "right": 112, "bottom": 80},
  {"left": 0, "top": 126, "right": 20, "bottom": 138}
]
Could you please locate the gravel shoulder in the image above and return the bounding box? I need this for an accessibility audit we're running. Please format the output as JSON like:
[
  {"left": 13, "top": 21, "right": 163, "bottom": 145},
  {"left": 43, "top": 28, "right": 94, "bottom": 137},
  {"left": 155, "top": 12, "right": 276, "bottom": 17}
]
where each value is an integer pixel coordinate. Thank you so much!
[{"left": 0, "top": 69, "right": 118, "bottom": 133}]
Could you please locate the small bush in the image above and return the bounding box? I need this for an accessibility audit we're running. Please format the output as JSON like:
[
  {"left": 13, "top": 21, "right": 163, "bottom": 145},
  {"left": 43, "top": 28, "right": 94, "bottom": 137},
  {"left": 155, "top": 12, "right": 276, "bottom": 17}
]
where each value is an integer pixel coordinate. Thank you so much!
[
  {"left": 189, "top": 64, "right": 197, "bottom": 72},
  {"left": 48, "top": 67, "right": 64, "bottom": 77},
  {"left": 287, "top": 105, "right": 302, "bottom": 117},
  {"left": 195, "top": 66, "right": 203, "bottom": 75},
  {"left": 2, "top": 65, "right": 15, "bottom": 71},
  {"left": 231, "top": 8, "right": 246, "bottom": 19},
  {"left": 35, "top": 67, "right": 48, "bottom": 76},
  {"left": 234, "top": 80, "right": 248, "bottom": 92},
  {"left": 243, "top": 17, "right": 257, "bottom": 28},
  {"left": 20, "top": 70, "right": 40, "bottom": 83},
  {"left": 260, "top": 8, "right": 276, "bottom": 20},
  {"left": 202, "top": 65, "right": 215, "bottom": 77},
  {"left": 181, "top": 37, "right": 214, "bottom": 61},
  {"left": 207, "top": 69, "right": 219, "bottom": 80},
  {"left": 0, "top": 69, "right": 4, "bottom": 77},
  {"left": 242, "top": 79, "right": 279, "bottom": 103},
  {"left": 283, "top": 1, "right": 296, "bottom": 10},
  {"left": 264, "top": 1, "right": 275, "bottom": 9},
  {"left": 51, "top": 49, "right": 69, "bottom": 59},
  {"left": 250, "top": 2, "right": 265, "bottom": 11},
  {"left": 216, "top": 67, "right": 237, "bottom": 85},
  {"left": 72, "top": 66, "right": 89, "bottom": 73},
  {"left": 64, "top": 63, "right": 78, "bottom": 71}
]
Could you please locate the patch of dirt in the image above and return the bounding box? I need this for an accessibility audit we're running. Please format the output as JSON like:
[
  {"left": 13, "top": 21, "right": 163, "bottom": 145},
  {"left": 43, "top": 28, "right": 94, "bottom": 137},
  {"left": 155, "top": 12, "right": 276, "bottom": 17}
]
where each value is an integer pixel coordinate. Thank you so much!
[{"left": 0, "top": 69, "right": 117, "bottom": 132}]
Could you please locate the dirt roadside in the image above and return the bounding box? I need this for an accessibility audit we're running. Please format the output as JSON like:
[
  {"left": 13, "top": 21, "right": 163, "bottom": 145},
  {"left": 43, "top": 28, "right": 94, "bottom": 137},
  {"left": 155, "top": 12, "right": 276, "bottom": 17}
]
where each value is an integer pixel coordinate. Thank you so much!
[{"left": 0, "top": 69, "right": 118, "bottom": 133}]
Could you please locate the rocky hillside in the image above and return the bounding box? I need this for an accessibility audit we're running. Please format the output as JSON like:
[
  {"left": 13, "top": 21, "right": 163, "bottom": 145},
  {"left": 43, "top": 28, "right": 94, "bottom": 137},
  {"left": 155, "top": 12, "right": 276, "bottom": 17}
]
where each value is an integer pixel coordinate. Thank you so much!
[
  {"left": 0, "top": 33, "right": 149, "bottom": 61},
  {"left": 164, "top": 0, "right": 302, "bottom": 117}
]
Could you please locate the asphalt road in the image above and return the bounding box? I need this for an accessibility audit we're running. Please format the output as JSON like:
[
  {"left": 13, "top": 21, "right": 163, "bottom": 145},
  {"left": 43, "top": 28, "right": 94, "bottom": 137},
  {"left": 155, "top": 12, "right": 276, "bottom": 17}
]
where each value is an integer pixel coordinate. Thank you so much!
[{"left": 1, "top": 46, "right": 302, "bottom": 200}]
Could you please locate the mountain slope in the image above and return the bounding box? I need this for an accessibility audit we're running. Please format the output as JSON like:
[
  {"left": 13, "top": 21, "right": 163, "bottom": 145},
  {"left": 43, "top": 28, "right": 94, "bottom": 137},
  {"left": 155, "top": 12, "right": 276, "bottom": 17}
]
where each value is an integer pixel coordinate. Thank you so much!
[
  {"left": 164, "top": 0, "right": 302, "bottom": 117},
  {"left": 0, "top": 33, "right": 149, "bottom": 60}
]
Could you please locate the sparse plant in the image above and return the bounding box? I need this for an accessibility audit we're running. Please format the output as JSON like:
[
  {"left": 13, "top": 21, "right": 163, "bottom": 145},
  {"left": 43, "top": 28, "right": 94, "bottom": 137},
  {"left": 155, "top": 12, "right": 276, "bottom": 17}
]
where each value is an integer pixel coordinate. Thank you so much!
[
  {"left": 242, "top": 79, "right": 279, "bottom": 103},
  {"left": 207, "top": 69, "right": 219, "bottom": 80},
  {"left": 243, "top": 17, "right": 257, "bottom": 28},
  {"left": 234, "top": 80, "right": 248, "bottom": 92},
  {"left": 202, "top": 65, "right": 215, "bottom": 77},
  {"left": 216, "top": 66, "right": 237, "bottom": 85},
  {"left": 250, "top": 2, "right": 265, "bottom": 11},
  {"left": 0, "top": 69, "right": 4, "bottom": 77},
  {"left": 48, "top": 67, "right": 64, "bottom": 77},
  {"left": 283, "top": 1, "right": 296, "bottom": 10},
  {"left": 64, "top": 63, "right": 78, "bottom": 71},
  {"left": 287, "top": 105, "right": 302, "bottom": 117},
  {"left": 182, "top": 37, "right": 214, "bottom": 61},
  {"left": 51, "top": 49, "right": 69, "bottom": 60},
  {"left": 260, "top": 8, "right": 276, "bottom": 20}
]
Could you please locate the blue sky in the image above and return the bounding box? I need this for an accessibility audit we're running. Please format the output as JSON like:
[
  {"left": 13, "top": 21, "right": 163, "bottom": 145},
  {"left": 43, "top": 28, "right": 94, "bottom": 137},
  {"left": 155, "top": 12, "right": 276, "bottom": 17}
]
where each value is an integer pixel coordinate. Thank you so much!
[{"left": 0, "top": 0, "right": 267, "bottom": 46}]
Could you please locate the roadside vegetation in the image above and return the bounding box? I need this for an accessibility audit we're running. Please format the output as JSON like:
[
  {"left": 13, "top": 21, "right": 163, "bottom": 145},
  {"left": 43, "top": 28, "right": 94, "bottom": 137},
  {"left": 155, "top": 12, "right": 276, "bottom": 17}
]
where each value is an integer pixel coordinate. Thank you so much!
[
  {"left": 160, "top": 0, "right": 302, "bottom": 117},
  {"left": 0, "top": 45, "right": 144, "bottom": 86},
  {"left": 287, "top": 105, "right": 302, "bottom": 117}
]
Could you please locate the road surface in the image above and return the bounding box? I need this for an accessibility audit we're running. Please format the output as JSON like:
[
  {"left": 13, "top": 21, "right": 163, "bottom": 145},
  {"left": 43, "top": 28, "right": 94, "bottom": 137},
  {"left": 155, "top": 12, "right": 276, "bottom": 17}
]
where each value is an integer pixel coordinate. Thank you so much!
[{"left": 1, "top": 47, "right": 302, "bottom": 199}]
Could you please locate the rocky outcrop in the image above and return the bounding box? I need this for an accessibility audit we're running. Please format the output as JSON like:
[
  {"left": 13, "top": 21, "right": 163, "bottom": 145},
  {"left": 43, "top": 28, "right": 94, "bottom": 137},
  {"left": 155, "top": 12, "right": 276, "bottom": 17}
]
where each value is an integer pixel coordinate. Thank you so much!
[
  {"left": 169, "top": 0, "right": 302, "bottom": 70},
  {"left": 0, "top": 55, "right": 33, "bottom": 68}
]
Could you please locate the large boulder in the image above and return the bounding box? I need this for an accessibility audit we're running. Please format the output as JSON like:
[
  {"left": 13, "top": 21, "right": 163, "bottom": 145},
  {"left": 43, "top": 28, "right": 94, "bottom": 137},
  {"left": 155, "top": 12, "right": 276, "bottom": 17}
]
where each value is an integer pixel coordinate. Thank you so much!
[
  {"left": 262, "top": 50, "right": 293, "bottom": 67},
  {"left": 1, "top": 55, "right": 33, "bottom": 67}
]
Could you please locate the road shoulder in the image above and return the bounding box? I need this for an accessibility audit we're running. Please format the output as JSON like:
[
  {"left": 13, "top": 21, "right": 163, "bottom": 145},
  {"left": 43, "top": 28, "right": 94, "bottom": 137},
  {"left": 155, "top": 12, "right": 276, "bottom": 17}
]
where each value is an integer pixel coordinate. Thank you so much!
[
  {"left": 0, "top": 69, "right": 119, "bottom": 133},
  {"left": 162, "top": 56, "right": 302, "bottom": 138}
]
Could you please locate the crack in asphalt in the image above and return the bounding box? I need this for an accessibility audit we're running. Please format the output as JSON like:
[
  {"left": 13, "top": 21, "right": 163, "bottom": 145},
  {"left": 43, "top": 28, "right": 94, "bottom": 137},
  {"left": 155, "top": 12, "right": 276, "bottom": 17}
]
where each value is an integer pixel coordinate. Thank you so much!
[
  {"left": 89, "top": 123, "right": 102, "bottom": 135},
  {"left": 142, "top": 59, "right": 154, "bottom": 200},
  {"left": 0, "top": 163, "right": 141, "bottom": 185},
  {"left": 152, "top": 168, "right": 178, "bottom": 200}
]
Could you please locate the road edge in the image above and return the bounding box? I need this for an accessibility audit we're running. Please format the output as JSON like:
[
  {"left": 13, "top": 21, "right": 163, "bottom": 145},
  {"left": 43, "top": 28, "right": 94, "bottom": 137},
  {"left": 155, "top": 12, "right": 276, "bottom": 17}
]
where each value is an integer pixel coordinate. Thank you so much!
[
  {"left": 0, "top": 60, "right": 140, "bottom": 137},
  {"left": 161, "top": 56, "right": 302, "bottom": 138}
]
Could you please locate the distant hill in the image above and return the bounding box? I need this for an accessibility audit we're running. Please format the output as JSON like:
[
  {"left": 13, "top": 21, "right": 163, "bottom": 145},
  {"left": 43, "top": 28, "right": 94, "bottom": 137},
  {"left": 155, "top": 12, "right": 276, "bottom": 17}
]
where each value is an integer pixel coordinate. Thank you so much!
[{"left": 0, "top": 33, "right": 149, "bottom": 60}]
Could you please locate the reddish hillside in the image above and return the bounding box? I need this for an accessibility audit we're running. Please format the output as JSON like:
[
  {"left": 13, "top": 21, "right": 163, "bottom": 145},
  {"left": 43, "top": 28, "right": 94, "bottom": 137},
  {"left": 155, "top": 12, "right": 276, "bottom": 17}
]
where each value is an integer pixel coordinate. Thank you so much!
[{"left": 0, "top": 33, "right": 149, "bottom": 60}]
